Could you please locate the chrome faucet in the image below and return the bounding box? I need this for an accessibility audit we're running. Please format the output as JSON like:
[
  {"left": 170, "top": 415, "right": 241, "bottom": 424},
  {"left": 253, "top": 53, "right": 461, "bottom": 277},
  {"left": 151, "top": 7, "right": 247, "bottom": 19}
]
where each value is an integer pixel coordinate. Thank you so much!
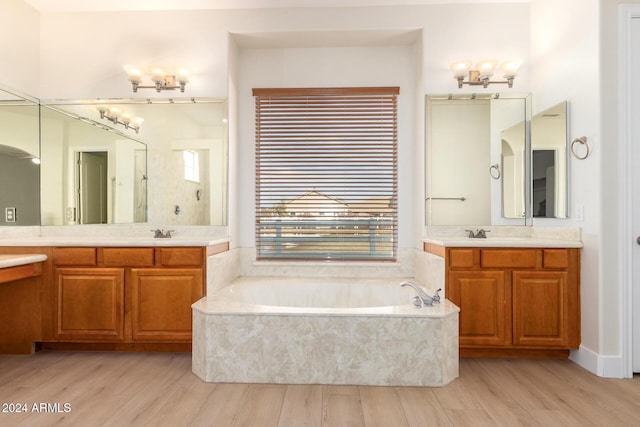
[
  {"left": 465, "top": 229, "right": 490, "bottom": 238},
  {"left": 400, "top": 281, "right": 441, "bottom": 307},
  {"left": 151, "top": 229, "right": 174, "bottom": 238}
]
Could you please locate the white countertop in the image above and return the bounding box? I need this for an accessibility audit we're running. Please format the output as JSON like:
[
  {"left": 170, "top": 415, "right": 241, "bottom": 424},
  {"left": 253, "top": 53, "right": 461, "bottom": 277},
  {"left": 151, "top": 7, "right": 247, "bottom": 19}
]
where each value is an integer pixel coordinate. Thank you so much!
[
  {"left": 0, "top": 254, "right": 48, "bottom": 269},
  {"left": 0, "top": 237, "right": 229, "bottom": 247},
  {"left": 424, "top": 237, "right": 583, "bottom": 248}
]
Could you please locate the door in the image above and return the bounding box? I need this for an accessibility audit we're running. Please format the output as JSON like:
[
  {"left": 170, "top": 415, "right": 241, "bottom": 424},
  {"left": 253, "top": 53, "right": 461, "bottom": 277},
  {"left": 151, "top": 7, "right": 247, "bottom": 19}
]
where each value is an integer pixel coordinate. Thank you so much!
[
  {"left": 130, "top": 268, "right": 203, "bottom": 341},
  {"left": 512, "top": 270, "right": 570, "bottom": 348},
  {"left": 55, "top": 268, "right": 125, "bottom": 341},
  {"left": 448, "top": 270, "right": 508, "bottom": 347},
  {"left": 78, "top": 151, "right": 108, "bottom": 224},
  {"left": 632, "top": 16, "right": 640, "bottom": 373}
]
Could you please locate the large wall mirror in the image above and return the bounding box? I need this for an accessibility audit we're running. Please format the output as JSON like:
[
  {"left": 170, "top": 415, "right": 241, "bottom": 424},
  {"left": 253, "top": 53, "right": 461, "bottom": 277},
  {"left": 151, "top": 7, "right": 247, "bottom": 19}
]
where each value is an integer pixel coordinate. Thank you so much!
[
  {"left": 0, "top": 88, "right": 40, "bottom": 226},
  {"left": 426, "top": 94, "right": 569, "bottom": 226},
  {"left": 0, "top": 82, "right": 228, "bottom": 228},
  {"left": 43, "top": 99, "right": 228, "bottom": 226},
  {"left": 426, "top": 93, "right": 530, "bottom": 226},
  {"left": 39, "top": 103, "right": 148, "bottom": 225}
]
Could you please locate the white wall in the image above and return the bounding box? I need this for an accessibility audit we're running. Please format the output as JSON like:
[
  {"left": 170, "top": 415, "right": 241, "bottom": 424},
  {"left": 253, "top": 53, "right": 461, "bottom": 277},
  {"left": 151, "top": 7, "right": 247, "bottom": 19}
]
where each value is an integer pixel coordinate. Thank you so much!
[
  {"left": 0, "top": 4, "right": 528, "bottom": 248},
  {"left": 236, "top": 44, "right": 417, "bottom": 251},
  {"left": 531, "top": 0, "right": 621, "bottom": 376},
  {"left": 0, "top": 0, "right": 39, "bottom": 95}
]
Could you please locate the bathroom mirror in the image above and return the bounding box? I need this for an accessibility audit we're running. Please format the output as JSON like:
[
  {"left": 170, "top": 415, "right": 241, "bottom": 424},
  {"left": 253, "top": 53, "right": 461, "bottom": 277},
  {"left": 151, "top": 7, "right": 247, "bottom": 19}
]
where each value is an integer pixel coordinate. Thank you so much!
[
  {"left": 39, "top": 104, "right": 148, "bottom": 225},
  {"left": 0, "top": 88, "right": 41, "bottom": 226},
  {"left": 426, "top": 94, "right": 530, "bottom": 226},
  {"left": 530, "top": 101, "right": 568, "bottom": 218},
  {"left": 40, "top": 98, "right": 228, "bottom": 226}
]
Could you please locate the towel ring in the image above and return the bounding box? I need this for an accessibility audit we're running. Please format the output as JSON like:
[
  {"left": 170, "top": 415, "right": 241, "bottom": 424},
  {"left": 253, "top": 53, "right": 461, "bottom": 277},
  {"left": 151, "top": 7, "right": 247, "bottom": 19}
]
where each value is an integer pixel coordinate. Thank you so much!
[
  {"left": 490, "top": 163, "right": 501, "bottom": 180},
  {"left": 571, "top": 136, "right": 590, "bottom": 160}
]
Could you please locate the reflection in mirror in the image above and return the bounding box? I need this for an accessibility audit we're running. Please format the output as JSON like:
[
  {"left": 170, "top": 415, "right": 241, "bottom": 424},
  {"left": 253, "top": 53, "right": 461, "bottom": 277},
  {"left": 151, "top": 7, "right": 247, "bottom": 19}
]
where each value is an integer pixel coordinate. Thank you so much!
[
  {"left": 0, "top": 89, "right": 40, "bottom": 226},
  {"left": 500, "top": 113, "right": 527, "bottom": 219},
  {"left": 39, "top": 105, "right": 148, "bottom": 225},
  {"left": 40, "top": 98, "right": 227, "bottom": 226},
  {"left": 426, "top": 94, "right": 529, "bottom": 226},
  {"left": 531, "top": 101, "right": 568, "bottom": 218}
]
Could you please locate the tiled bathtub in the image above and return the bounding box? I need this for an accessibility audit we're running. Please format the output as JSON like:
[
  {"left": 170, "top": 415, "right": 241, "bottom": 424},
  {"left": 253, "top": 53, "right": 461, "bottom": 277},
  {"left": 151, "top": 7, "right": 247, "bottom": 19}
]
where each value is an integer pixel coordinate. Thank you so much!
[{"left": 192, "top": 277, "right": 459, "bottom": 386}]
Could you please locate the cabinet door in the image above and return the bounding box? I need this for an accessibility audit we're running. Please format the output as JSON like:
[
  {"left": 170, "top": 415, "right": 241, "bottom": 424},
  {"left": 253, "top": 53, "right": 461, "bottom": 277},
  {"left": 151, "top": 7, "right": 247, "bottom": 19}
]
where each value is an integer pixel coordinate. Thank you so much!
[
  {"left": 55, "top": 268, "right": 125, "bottom": 341},
  {"left": 130, "top": 268, "right": 203, "bottom": 341},
  {"left": 448, "top": 270, "right": 508, "bottom": 347},
  {"left": 512, "top": 270, "right": 570, "bottom": 348}
]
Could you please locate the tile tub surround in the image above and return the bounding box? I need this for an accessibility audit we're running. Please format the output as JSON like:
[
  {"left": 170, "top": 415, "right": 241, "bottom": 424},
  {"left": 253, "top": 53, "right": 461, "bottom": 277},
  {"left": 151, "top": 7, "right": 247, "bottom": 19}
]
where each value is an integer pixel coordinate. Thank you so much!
[{"left": 192, "top": 278, "right": 459, "bottom": 387}]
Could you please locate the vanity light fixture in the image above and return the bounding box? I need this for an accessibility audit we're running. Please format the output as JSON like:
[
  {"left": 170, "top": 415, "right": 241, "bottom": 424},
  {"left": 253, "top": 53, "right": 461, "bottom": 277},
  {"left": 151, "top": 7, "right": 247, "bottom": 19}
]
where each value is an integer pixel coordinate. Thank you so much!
[
  {"left": 124, "top": 65, "right": 189, "bottom": 93},
  {"left": 96, "top": 105, "right": 144, "bottom": 133},
  {"left": 451, "top": 59, "right": 522, "bottom": 89}
]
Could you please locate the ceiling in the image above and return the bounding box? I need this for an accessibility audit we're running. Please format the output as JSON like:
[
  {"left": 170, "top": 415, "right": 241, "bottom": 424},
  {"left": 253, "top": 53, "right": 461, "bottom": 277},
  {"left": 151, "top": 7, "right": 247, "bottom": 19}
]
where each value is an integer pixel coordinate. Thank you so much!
[{"left": 23, "top": 0, "right": 528, "bottom": 13}]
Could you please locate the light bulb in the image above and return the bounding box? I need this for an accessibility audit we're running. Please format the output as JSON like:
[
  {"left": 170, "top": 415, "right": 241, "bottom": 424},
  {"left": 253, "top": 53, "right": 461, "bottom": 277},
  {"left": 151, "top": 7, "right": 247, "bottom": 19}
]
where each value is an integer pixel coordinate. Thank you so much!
[
  {"left": 450, "top": 60, "right": 472, "bottom": 78},
  {"left": 149, "top": 66, "right": 167, "bottom": 84},
  {"left": 108, "top": 107, "right": 120, "bottom": 119},
  {"left": 123, "top": 65, "right": 144, "bottom": 83},
  {"left": 475, "top": 59, "right": 497, "bottom": 78},
  {"left": 175, "top": 67, "right": 189, "bottom": 84},
  {"left": 500, "top": 59, "right": 522, "bottom": 78}
]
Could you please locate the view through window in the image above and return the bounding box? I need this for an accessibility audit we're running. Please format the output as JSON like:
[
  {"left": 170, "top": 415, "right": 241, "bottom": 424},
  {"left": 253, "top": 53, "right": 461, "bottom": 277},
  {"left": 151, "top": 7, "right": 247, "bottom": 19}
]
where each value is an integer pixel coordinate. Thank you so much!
[{"left": 254, "top": 87, "right": 399, "bottom": 261}]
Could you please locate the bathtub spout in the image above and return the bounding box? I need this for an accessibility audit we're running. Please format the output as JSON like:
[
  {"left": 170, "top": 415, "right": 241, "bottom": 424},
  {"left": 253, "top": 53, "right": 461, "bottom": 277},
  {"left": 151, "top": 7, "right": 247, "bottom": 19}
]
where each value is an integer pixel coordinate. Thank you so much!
[{"left": 400, "top": 281, "right": 433, "bottom": 307}]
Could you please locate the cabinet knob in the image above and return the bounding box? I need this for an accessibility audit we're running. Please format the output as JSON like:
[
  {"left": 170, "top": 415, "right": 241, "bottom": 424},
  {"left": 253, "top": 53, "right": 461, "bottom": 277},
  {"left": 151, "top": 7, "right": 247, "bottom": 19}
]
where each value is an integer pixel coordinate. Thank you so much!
[{"left": 637, "top": 236, "right": 640, "bottom": 245}]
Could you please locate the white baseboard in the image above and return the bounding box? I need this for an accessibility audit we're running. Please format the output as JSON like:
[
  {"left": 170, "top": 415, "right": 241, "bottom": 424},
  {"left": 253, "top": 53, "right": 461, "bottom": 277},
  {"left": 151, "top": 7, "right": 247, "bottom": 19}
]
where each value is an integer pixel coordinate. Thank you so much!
[{"left": 570, "top": 345, "right": 629, "bottom": 378}]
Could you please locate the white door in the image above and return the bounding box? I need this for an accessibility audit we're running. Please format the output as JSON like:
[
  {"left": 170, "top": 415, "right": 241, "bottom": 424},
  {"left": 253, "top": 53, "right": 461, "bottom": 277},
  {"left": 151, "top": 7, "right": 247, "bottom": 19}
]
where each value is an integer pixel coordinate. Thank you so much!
[
  {"left": 78, "top": 151, "right": 108, "bottom": 224},
  {"left": 631, "top": 16, "right": 640, "bottom": 373}
]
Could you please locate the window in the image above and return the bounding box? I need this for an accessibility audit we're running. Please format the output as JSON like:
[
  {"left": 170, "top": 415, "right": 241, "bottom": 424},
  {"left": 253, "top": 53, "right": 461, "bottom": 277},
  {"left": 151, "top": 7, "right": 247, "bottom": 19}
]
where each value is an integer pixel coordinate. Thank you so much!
[
  {"left": 183, "top": 150, "right": 199, "bottom": 183},
  {"left": 254, "top": 87, "right": 399, "bottom": 261}
]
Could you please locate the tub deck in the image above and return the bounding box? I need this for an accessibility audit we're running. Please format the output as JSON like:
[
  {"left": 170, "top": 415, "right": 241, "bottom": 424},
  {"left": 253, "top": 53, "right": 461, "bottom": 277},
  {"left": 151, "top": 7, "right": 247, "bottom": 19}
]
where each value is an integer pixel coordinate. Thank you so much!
[{"left": 192, "top": 277, "right": 459, "bottom": 386}]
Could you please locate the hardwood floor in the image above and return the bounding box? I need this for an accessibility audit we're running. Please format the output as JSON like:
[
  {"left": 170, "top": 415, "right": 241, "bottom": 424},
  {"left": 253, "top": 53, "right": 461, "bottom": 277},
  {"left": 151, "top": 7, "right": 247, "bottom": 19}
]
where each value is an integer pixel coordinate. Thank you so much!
[{"left": 0, "top": 352, "right": 638, "bottom": 426}]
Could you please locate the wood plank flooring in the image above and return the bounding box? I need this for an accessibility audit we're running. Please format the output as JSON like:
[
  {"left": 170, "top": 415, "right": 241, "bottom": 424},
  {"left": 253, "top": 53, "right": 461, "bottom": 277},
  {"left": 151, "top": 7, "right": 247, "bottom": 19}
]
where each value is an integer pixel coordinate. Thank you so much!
[{"left": 0, "top": 352, "right": 638, "bottom": 426}]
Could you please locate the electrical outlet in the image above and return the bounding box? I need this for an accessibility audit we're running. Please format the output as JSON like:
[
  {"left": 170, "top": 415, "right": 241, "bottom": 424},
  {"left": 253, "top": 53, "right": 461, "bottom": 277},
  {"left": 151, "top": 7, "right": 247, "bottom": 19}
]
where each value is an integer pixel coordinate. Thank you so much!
[
  {"left": 5, "top": 207, "right": 16, "bottom": 222},
  {"left": 66, "top": 207, "right": 76, "bottom": 223},
  {"left": 576, "top": 204, "right": 584, "bottom": 221}
]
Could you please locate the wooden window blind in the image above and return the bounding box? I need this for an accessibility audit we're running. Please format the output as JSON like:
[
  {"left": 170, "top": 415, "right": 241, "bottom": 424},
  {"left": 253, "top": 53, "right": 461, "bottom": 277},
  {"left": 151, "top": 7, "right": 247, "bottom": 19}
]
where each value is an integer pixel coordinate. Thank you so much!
[{"left": 253, "top": 87, "right": 399, "bottom": 261}]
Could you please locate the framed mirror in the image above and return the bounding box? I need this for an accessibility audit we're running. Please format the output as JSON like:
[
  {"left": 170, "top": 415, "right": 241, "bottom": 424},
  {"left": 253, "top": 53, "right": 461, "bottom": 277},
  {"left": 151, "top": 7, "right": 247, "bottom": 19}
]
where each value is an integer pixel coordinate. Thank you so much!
[
  {"left": 0, "top": 88, "right": 40, "bottom": 226},
  {"left": 425, "top": 93, "right": 530, "bottom": 226}
]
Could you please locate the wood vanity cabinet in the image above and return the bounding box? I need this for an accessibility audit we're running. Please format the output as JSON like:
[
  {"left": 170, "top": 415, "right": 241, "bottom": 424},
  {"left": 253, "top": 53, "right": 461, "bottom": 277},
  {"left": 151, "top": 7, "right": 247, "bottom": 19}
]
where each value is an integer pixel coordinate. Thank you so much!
[
  {"left": 55, "top": 267, "right": 125, "bottom": 341},
  {"left": 436, "top": 246, "right": 580, "bottom": 357},
  {"left": 50, "top": 246, "right": 205, "bottom": 346}
]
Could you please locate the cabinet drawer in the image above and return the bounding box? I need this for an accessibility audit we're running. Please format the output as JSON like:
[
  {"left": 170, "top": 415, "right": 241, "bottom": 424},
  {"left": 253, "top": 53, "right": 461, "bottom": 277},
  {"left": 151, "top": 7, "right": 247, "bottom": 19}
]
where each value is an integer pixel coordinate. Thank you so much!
[
  {"left": 54, "top": 247, "right": 97, "bottom": 266},
  {"left": 158, "top": 248, "right": 203, "bottom": 267},
  {"left": 481, "top": 249, "right": 537, "bottom": 268},
  {"left": 102, "top": 248, "right": 154, "bottom": 267},
  {"left": 449, "top": 249, "right": 476, "bottom": 268},
  {"left": 543, "top": 249, "right": 569, "bottom": 269}
]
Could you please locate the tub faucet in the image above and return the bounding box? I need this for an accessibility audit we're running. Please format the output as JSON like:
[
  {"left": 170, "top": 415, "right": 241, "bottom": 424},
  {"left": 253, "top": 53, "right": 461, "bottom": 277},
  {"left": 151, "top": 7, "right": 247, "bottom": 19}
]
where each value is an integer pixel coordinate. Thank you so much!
[{"left": 400, "top": 281, "right": 441, "bottom": 307}]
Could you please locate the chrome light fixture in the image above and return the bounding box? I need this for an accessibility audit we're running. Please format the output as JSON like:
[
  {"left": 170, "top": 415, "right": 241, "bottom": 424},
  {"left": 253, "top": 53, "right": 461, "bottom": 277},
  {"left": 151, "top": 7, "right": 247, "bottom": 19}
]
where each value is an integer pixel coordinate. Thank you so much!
[
  {"left": 97, "top": 105, "right": 144, "bottom": 133},
  {"left": 124, "top": 65, "right": 189, "bottom": 93},
  {"left": 451, "top": 59, "right": 521, "bottom": 89}
]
